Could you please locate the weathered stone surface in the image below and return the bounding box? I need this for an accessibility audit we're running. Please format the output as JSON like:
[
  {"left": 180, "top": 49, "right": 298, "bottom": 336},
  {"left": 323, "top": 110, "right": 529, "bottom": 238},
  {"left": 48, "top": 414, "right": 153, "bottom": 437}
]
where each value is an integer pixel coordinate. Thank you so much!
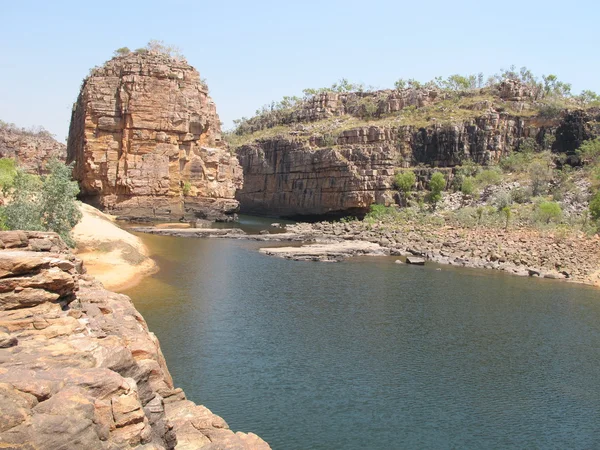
[
  {"left": 67, "top": 52, "right": 242, "bottom": 221},
  {"left": 0, "top": 127, "right": 66, "bottom": 175},
  {"left": 236, "top": 114, "right": 563, "bottom": 217},
  {"left": 235, "top": 87, "right": 600, "bottom": 218},
  {"left": 406, "top": 256, "right": 426, "bottom": 265},
  {"left": 0, "top": 231, "right": 270, "bottom": 449}
]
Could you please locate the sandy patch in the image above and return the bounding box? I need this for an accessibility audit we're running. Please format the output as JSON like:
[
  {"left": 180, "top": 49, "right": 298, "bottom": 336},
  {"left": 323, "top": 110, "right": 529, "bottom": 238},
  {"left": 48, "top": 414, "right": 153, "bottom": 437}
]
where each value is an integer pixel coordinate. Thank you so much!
[{"left": 72, "top": 204, "right": 158, "bottom": 291}]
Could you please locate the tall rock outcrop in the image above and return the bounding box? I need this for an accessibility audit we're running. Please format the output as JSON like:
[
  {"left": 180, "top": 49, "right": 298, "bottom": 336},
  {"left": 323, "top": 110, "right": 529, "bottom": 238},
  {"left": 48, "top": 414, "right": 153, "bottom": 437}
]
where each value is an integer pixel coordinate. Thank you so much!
[
  {"left": 0, "top": 125, "right": 66, "bottom": 174},
  {"left": 67, "top": 52, "right": 242, "bottom": 221},
  {"left": 235, "top": 85, "right": 600, "bottom": 218},
  {"left": 0, "top": 231, "right": 269, "bottom": 449}
]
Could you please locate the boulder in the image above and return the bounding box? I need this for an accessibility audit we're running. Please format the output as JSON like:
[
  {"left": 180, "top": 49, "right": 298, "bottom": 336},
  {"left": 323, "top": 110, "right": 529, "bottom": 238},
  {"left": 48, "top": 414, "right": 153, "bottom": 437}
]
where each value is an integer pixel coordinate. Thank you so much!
[{"left": 406, "top": 256, "right": 426, "bottom": 265}]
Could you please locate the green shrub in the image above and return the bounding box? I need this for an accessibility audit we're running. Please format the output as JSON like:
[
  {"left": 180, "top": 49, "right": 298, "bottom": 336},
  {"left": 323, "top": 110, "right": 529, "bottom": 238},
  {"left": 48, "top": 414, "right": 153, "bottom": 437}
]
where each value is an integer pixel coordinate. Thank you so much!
[
  {"left": 528, "top": 160, "right": 553, "bottom": 196},
  {"left": 589, "top": 192, "right": 600, "bottom": 222},
  {"left": 428, "top": 172, "right": 446, "bottom": 205},
  {"left": 475, "top": 169, "right": 502, "bottom": 187},
  {"left": 365, "top": 204, "right": 397, "bottom": 221},
  {"left": 460, "top": 177, "right": 475, "bottom": 196},
  {"left": 1, "top": 170, "right": 43, "bottom": 232},
  {"left": 577, "top": 138, "right": 600, "bottom": 165},
  {"left": 0, "top": 158, "right": 17, "bottom": 191},
  {"left": 1, "top": 159, "right": 81, "bottom": 246},
  {"left": 182, "top": 181, "right": 192, "bottom": 196},
  {"left": 113, "top": 47, "right": 131, "bottom": 57},
  {"left": 536, "top": 201, "right": 562, "bottom": 224},
  {"left": 519, "top": 137, "right": 538, "bottom": 154},
  {"left": 500, "top": 152, "right": 533, "bottom": 173},
  {"left": 510, "top": 187, "right": 531, "bottom": 204},
  {"left": 501, "top": 206, "right": 512, "bottom": 230},
  {"left": 394, "top": 171, "right": 416, "bottom": 194}
]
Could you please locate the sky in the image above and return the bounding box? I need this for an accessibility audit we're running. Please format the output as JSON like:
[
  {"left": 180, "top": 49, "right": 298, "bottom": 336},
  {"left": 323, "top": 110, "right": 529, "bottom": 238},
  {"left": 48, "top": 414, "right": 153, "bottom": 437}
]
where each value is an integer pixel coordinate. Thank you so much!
[{"left": 1, "top": 0, "right": 599, "bottom": 142}]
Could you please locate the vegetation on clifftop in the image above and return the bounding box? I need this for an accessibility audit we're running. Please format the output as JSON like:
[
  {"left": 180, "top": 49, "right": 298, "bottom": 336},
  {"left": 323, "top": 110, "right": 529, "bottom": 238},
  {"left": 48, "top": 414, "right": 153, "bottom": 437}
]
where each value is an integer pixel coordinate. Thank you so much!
[{"left": 225, "top": 66, "right": 600, "bottom": 149}]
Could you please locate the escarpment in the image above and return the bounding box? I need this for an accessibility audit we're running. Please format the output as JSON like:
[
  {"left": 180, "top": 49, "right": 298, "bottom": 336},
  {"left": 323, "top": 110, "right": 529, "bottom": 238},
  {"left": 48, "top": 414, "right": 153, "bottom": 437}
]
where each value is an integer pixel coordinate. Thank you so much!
[
  {"left": 234, "top": 81, "right": 600, "bottom": 218},
  {"left": 0, "top": 230, "right": 269, "bottom": 449},
  {"left": 0, "top": 125, "right": 66, "bottom": 174},
  {"left": 67, "top": 52, "right": 242, "bottom": 221}
]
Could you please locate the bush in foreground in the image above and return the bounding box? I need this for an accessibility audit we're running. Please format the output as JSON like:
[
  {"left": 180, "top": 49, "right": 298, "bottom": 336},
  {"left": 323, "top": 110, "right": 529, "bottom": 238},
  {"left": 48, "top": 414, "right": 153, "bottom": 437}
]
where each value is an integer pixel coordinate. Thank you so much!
[{"left": 0, "top": 159, "right": 82, "bottom": 246}]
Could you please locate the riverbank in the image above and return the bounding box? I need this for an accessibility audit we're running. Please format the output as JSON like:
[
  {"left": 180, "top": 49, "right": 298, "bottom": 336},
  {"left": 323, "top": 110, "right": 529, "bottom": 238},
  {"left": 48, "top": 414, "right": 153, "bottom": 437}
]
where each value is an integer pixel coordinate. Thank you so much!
[
  {"left": 133, "top": 219, "right": 600, "bottom": 287},
  {"left": 72, "top": 204, "right": 158, "bottom": 291},
  {"left": 0, "top": 230, "right": 270, "bottom": 449}
]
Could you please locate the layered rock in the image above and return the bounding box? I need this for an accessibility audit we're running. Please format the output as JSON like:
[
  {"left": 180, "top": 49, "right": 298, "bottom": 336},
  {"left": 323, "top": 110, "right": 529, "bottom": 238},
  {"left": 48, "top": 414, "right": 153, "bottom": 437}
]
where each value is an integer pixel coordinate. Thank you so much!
[
  {"left": 237, "top": 116, "right": 554, "bottom": 217},
  {"left": 0, "top": 231, "right": 269, "bottom": 449},
  {"left": 236, "top": 93, "right": 600, "bottom": 218},
  {"left": 0, "top": 126, "right": 66, "bottom": 174},
  {"left": 67, "top": 52, "right": 242, "bottom": 221}
]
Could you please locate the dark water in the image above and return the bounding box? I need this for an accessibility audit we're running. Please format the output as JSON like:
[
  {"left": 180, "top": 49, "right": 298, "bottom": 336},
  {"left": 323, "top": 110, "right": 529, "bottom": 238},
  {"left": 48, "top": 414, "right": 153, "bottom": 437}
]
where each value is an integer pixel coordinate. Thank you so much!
[{"left": 124, "top": 218, "right": 600, "bottom": 450}]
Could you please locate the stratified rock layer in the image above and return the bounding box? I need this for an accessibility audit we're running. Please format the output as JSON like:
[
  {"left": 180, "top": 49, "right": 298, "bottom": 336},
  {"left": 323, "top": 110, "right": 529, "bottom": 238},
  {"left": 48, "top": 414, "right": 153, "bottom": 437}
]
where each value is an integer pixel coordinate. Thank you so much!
[
  {"left": 0, "top": 231, "right": 269, "bottom": 449},
  {"left": 0, "top": 127, "right": 66, "bottom": 174},
  {"left": 67, "top": 52, "right": 242, "bottom": 221},
  {"left": 236, "top": 95, "right": 600, "bottom": 218}
]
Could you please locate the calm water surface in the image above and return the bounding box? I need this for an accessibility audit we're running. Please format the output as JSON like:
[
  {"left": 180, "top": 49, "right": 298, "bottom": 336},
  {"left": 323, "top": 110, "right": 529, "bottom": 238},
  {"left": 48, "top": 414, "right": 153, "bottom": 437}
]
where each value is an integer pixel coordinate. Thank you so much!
[{"left": 124, "top": 217, "right": 600, "bottom": 449}]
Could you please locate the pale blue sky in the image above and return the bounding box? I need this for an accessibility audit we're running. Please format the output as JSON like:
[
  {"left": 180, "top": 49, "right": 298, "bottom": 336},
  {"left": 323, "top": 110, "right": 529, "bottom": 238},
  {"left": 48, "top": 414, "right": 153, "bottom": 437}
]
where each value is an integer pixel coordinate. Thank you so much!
[{"left": 1, "top": 0, "right": 598, "bottom": 141}]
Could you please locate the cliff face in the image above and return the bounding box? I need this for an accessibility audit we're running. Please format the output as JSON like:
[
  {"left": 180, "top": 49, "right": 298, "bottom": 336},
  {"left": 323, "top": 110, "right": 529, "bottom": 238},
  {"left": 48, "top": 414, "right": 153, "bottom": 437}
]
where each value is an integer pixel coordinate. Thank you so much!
[
  {"left": 0, "top": 127, "right": 66, "bottom": 174},
  {"left": 235, "top": 86, "right": 600, "bottom": 218},
  {"left": 0, "top": 231, "right": 269, "bottom": 449},
  {"left": 67, "top": 52, "right": 242, "bottom": 221}
]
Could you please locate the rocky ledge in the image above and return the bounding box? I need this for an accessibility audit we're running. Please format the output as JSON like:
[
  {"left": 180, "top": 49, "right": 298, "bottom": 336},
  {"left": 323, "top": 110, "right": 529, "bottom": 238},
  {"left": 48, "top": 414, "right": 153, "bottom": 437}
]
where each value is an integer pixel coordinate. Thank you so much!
[
  {"left": 282, "top": 221, "right": 600, "bottom": 284},
  {"left": 132, "top": 221, "right": 600, "bottom": 285},
  {"left": 0, "top": 231, "right": 269, "bottom": 449}
]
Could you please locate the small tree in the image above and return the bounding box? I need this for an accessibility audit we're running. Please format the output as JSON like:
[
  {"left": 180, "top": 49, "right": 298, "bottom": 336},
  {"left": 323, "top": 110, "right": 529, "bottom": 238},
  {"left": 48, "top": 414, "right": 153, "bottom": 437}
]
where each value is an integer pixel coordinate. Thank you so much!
[
  {"left": 1, "top": 169, "right": 43, "bottom": 232},
  {"left": 501, "top": 206, "right": 511, "bottom": 231},
  {"left": 536, "top": 201, "right": 562, "bottom": 224},
  {"left": 460, "top": 177, "right": 475, "bottom": 196},
  {"left": 429, "top": 172, "right": 446, "bottom": 206},
  {"left": 590, "top": 191, "right": 600, "bottom": 222},
  {"left": 113, "top": 47, "right": 131, "bottom": 57},
  {"left": 0, "top": 158, "right": 17, "bottom": 191},
  {"left": 40, "top": 160, "right": 82, "bottom": 246},
  {"left": 529, "top": 160, "right": 553, "bottom": 196},
  {"left": 1, "top": 160, "right": 81, "bottom": 246},
  {"left": 394, "top": 170, "right": 416, "bottom": 205}
]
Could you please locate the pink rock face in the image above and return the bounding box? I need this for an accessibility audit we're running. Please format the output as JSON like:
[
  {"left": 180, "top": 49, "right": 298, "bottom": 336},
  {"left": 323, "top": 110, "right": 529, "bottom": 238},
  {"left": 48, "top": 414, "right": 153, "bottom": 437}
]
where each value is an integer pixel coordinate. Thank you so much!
[
  {"left": 0, "top": 128, "right": 66, "bottom": 175},
  {"left": 67, "top": 52, "right": 242, "bottom": 221}
]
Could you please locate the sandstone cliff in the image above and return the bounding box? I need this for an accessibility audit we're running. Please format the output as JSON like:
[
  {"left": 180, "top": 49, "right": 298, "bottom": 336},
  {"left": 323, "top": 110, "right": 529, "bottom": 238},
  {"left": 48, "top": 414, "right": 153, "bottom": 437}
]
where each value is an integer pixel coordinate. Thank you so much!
[
  {"left": 234, "top": 83, "right": 600, "bottom": 218},
  {"left": 0, "top": 231, "right": 269, "bottom": 449},
  {"left": 67, "top": 52, "right": 242, "bottom": 221},
  {"left": 0, "top": 125, "right": 66, "bottom": 174}
]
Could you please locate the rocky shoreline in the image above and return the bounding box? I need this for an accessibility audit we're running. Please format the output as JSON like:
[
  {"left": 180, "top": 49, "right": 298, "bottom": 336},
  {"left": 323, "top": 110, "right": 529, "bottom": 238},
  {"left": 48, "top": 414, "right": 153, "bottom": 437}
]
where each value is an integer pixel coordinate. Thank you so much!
[
  {"left": 132, "top": 221, "right": 600, "bottom": 286},
  {"left": 0, "top": 231, "right": 270, "bottom": 449}
]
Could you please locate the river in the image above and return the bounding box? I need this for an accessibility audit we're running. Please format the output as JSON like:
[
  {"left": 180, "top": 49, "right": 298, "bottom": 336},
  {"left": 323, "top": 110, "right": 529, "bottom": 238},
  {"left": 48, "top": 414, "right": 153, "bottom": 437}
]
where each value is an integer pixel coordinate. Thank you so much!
[{"left": 123, "top": 216, "right": 600, "bottom": 449}]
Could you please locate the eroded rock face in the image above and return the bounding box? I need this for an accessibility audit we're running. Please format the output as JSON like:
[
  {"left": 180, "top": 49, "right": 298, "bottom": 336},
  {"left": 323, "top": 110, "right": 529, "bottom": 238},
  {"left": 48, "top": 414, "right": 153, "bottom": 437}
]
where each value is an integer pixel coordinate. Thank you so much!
[
  {"left": 0, "top": 127, "right": 66, "bottom": 175},
  {"left": 236, "top": 113, "right": 559, "bottom": 217},
  {"left": 67, "top": 52, "right": 242, "bottom": 221},
  {"left": 0, "top": 231, "right": 269, "bottom": 449}
]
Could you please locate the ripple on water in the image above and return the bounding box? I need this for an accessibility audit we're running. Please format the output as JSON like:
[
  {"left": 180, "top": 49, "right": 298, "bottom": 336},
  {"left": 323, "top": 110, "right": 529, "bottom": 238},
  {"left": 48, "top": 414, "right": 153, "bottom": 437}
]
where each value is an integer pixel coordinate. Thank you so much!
[{"left": 125, "top": 232, "right": 600, "bottom": 450}]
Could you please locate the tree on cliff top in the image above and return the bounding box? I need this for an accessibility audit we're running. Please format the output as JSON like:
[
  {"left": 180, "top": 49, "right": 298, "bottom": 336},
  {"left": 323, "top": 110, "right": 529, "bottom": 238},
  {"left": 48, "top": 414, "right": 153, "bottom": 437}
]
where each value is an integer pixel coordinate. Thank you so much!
[{"left": 134, "top": 40, "right": 186, "bottom": 62}]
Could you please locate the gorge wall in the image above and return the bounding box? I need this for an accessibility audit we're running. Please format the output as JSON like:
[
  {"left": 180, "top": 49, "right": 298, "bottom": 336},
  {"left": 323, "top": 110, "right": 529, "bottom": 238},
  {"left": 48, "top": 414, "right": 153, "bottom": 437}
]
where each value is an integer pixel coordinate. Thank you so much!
[
  {"left": 235, "top": 84, "right": 600, "bottom": 218},
  {"left": 0, "top": 230, "right": 269, "bottom": 449},
  {"left": 67, "top": 52, "right": 242, "bottom": 221},
  {"left": 0, "top": 126, "right": 66, "bottom": 175}
]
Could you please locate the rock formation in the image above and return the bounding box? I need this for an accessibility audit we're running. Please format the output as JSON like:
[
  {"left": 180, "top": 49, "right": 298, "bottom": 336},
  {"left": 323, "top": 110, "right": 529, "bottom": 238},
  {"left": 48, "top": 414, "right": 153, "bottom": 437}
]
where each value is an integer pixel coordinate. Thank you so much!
[
  {"left": 0, "top": 126, "right": 66, "bottom": 174},
  {"left": 67, "top": 52, "right": 242, "bottom": 221},
  {"left": 0, "top": 231, "right": 269, "bottom": 449},
  {"left": 235, "top": 86, "right": 600, "bottom": 218}
]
